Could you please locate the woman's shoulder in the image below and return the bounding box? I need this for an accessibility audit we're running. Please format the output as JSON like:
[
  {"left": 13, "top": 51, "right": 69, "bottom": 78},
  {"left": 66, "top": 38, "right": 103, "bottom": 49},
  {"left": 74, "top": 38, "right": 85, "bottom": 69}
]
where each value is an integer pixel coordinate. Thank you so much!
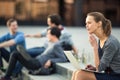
[
  {"left": 107, "top": 35, "right": 119, "bottom": 43},
  {"left": 105, "top": 35, "right": 120, "bottom": 47}
]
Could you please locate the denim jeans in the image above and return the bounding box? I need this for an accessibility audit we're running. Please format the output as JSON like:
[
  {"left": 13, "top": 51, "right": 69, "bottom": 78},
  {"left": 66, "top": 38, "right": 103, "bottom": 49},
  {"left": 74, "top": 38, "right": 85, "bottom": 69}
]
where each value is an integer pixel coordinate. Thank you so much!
[
  {"left": 0, "top": 48, "right": 10, "bottom": 67},
  {"left": 5, "top": 51, "right": 41, "bottom": 77},
  {"left": 0, "top": 48, "right": 22, "bottom": 75},
  {"left": 12, "top": 47, "right": 45, "bottom": 74},
  {"left": 27, "top": 47, "right": 45, "bottom": 57}
]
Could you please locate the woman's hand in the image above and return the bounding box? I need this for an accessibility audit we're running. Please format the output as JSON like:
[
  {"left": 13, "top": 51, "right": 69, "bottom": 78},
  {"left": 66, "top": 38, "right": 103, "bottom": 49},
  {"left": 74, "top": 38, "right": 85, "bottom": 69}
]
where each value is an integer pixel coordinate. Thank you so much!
[
  {"left": 85, "top": 64, "right": 96, "bottom": 71},
  {"left": 89, "top": 34, "right": 98, "bottom": 49}
]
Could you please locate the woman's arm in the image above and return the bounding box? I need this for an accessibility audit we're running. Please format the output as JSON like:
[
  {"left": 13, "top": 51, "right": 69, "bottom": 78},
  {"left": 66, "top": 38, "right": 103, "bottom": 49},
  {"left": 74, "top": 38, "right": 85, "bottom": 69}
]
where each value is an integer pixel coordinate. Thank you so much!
[
  {"left": 98, "top": 42, "right": 117, "bottom": 72},
  {"left": 89, "top": 34, "right": 99, "bottom": 71}
]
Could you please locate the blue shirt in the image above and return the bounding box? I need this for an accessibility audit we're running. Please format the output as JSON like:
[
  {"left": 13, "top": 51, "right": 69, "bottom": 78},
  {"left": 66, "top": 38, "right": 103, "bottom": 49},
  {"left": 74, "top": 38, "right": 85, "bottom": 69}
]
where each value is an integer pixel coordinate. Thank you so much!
[{"left": 0, "top": 32, "right": 26, "bottom": 52}]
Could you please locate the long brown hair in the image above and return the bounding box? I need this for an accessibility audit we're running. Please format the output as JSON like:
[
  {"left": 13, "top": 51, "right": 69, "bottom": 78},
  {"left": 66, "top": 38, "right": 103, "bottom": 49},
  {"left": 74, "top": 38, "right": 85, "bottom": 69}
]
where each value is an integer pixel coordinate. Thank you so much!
[{"left": 87, "top": 12, "right": 112, "bottom": 36}]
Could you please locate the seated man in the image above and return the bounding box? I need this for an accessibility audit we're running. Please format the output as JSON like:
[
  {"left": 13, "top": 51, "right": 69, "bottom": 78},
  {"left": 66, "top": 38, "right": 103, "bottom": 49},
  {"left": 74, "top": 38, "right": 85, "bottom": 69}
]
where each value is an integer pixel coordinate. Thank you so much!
[
  {"left": 0, "top": 18, "right": 26, "bottom": 77},
  {"left": 0, "top": 27, "right": 67, "bottom": 80},
  {"left": 26, "top": 14, "right": 78, "bottom": 58}
]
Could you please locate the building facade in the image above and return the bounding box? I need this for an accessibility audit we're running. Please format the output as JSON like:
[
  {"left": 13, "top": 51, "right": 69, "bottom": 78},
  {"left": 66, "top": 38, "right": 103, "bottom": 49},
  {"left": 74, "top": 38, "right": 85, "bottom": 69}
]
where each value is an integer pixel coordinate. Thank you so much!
[{"left": 0, "top": 0, "right": 120, "bottom": 26}]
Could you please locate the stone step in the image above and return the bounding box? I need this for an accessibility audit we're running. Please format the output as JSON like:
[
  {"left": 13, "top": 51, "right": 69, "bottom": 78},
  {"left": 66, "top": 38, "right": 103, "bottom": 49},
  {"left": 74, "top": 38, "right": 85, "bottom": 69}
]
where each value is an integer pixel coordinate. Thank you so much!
[
  {"left": 1, "top": 62, "right": 84, "bottom": 80},
  {"left": 22, "top": 62, "right": 84, "bottom": 80},
  {"left": 56, "top": 62, "right": 77, "bottom": 80},
  {"left": 22, "top": 68, "right": 67, "bottom": 80},
  {"left": 26, "top": 74, "right": 67, "bottom": 80},
  {"left": 22, "top": 62, "right": 76, "bottom": 80},
  {"left": 56, "top": 62, "right": 86, "bottom": 80}
]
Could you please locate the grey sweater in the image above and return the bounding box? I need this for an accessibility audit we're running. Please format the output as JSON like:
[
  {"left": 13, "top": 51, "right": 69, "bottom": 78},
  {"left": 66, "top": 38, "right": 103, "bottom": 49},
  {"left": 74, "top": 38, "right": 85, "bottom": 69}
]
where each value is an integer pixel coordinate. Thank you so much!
[
  {"left": 98, "top": 35, "right": 120, "bottom": 73},
  {"left": 41, "top": 27, "right": 74, "bottom": 47},
  {"left": 36, "top": 41, "right": 67, "bottom": 66}
]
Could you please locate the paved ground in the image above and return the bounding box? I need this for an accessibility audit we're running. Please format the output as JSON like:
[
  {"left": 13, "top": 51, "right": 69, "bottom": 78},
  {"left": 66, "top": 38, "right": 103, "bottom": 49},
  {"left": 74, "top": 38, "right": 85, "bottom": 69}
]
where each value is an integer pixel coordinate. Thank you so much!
[{"left": 0, "top": 26, "right": 120, "bottom": 64}]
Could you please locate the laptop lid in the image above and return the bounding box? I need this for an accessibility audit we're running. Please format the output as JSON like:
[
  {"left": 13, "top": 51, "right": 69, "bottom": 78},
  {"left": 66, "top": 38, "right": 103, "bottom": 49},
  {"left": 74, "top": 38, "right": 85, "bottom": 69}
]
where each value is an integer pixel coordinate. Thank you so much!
[
  {"left": 64, "top": 51, "right": 81, "bottom": 69},
  {"left": 64, "top": 51, "right": 104, "bottom": 73}
]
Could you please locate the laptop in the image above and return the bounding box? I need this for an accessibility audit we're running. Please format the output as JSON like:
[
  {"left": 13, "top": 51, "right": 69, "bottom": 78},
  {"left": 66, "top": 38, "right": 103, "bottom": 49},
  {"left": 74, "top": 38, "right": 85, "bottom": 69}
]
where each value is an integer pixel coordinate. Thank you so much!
[{"left": 64, "top": 51, "right": 104, "bottom": 73}]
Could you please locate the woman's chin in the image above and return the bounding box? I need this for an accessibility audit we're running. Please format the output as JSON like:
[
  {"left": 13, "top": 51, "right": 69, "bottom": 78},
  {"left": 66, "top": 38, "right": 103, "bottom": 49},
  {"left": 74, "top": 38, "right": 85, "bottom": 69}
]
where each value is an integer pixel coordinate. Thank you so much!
[{"left": 88, "top": 31, "right": 92, "bottom": 34}]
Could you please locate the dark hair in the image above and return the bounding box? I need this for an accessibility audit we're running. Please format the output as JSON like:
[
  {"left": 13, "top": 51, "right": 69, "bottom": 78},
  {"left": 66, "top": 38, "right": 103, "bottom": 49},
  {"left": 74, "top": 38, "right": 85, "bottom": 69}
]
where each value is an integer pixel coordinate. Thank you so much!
[
  {"left": 47, "top": 27, "right": 61, "bottom": 39},
  {"left": 7, "top": 18, "right": 17, "bottom": 27},
  {"left": 87, "top": 12, "right": 112, "bottom": 36},
  {"left": 48, "top": 14, "right": 61, "bottom": 26}
]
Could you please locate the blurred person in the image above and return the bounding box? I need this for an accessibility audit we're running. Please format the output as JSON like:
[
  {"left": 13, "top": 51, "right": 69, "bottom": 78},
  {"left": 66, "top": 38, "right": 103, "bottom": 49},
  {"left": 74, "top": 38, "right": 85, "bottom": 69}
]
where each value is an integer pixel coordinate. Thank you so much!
[
  {"left": 0, "top": 27, "right": 67, "bottom": 80},
  {"left": 26, "top": 14, "right": 78, "bottom": 57},
  {"left": 0, "top": 18, "right": 26, "bottom": 77},
  {"left": 71, "top": 12, "right": 120, "bottom": 80}
]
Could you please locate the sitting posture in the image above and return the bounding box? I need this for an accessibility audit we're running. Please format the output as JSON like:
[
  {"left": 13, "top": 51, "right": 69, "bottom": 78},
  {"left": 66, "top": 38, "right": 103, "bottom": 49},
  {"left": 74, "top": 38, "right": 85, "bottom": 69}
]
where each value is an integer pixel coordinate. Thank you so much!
[
  {"left": 72, "top": 12, "right": 120, "bottom": 80},
  {"left": 0, "top": 18, "right": 26, "bottom": 77},
  {"left": 26, "top": 14, "right": 78, "bottom": 58},
  {"left": 0, "top": 27, "right": 67, "bottom": 80}
]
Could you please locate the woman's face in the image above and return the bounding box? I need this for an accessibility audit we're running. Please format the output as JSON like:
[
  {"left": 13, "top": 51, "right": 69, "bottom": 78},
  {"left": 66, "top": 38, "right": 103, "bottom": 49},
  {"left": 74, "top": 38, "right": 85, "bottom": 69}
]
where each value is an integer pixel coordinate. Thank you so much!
[{"left": 85, "top": 16, "right": 99, "bottom": 34}]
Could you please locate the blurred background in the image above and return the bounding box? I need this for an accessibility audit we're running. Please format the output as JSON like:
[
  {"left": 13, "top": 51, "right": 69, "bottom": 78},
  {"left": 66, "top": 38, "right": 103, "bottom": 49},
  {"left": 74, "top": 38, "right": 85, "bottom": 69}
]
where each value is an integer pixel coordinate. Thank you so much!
[
  {"left": 0, "top": 0, "right": 120, "bottom": 26},
  {"left": 0, "top": 1, "right": 120, "bottom": 76}
]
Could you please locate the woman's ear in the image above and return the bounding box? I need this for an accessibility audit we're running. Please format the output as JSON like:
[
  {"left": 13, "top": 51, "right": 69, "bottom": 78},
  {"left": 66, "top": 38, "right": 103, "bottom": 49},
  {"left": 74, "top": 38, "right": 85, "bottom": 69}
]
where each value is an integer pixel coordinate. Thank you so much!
[{"left": 98, "top": 21, "right": 102, "bottom": 27}]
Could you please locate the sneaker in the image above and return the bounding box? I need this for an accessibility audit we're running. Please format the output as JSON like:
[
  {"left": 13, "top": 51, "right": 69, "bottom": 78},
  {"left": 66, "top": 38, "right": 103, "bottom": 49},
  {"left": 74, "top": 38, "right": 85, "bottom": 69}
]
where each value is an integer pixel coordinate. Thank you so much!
[
  {"left": 17, "top": 45, "right": 32, "bottom": 60},
  {"left": 29, "top": 68, "right": 41, "bottom": 75},
  {"left": 12, "top": 71, "right": 22, "bottom": 78},
  {"left": 0, "top": 67, "right": 6, "bottom": 72},
  {"left": 11, "top": 72, "right": 23, "bottom": 80}
]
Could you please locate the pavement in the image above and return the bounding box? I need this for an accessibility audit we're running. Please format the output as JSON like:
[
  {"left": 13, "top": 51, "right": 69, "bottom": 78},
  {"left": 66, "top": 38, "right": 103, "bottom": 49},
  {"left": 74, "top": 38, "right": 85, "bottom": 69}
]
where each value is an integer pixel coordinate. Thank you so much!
[
  {"left": 0, "top": 26, "right": 120, "bottom": 80},
  {"left": 1, "top": 26, "right": 120, "bottom": 55}
]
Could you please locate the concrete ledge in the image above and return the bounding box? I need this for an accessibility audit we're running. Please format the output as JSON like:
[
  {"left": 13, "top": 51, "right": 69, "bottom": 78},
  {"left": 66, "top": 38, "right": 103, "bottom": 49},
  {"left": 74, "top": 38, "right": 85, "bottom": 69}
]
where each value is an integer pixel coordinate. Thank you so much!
[
  {"left": 56, "top": 62, "right": 77, "bottom": 80},
  {"left": 1, "top": 62, "right": 80, "bottom": 80},
  {"left": 22, "top": 62, "right": 77, "bottom": 80},
  {"left": 22, "top": 63, "right": 74, "bottom": 80},
  {"left": 27, "top": 74, "right": 67, "bottom": 80}
]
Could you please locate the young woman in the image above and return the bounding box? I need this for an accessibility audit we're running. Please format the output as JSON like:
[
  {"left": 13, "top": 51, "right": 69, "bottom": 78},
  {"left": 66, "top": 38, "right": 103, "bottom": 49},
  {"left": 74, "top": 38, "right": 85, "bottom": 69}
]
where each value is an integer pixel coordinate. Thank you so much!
[{"left": 72, "top": 12, "right": 120, "bottom": 80}]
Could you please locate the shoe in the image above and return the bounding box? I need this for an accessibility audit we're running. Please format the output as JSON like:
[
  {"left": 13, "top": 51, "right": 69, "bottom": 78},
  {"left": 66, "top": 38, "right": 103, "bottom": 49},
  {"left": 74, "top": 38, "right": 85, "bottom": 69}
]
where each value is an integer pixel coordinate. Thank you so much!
[
  {"left": 11, "top": 72, "right": 23, "bottom": 80},
  {"left": 17, "top": 45, "right": 32, "bottom": 60},
  {"left": 28, "top": 68, "right": 41, "bottom": 75},
  {"left": 12, "top": 71, "right": 22, "bottom": 78},
  {"left": 0, "top": 67, "right": 6, "bottom": 72}
]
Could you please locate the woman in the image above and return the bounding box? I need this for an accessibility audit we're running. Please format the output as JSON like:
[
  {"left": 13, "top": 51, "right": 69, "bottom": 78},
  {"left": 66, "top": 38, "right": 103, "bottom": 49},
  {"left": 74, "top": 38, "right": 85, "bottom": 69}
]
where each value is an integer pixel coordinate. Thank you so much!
[{"left": 72, "top": 12, "right": 120, "bottom": 80}]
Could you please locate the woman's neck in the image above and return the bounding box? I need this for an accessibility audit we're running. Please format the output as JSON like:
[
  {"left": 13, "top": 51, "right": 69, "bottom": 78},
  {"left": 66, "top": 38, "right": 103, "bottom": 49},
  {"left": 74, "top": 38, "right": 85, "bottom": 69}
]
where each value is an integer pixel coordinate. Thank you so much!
[
  {"left": 95, "top": 28, "right": 107, "bottom": 40},
  {"left": 97, "top": 33, "right": 107, "bottom": 41},
  {"left": 95, "top": 29, "right": 108, "bottom": 48}
]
